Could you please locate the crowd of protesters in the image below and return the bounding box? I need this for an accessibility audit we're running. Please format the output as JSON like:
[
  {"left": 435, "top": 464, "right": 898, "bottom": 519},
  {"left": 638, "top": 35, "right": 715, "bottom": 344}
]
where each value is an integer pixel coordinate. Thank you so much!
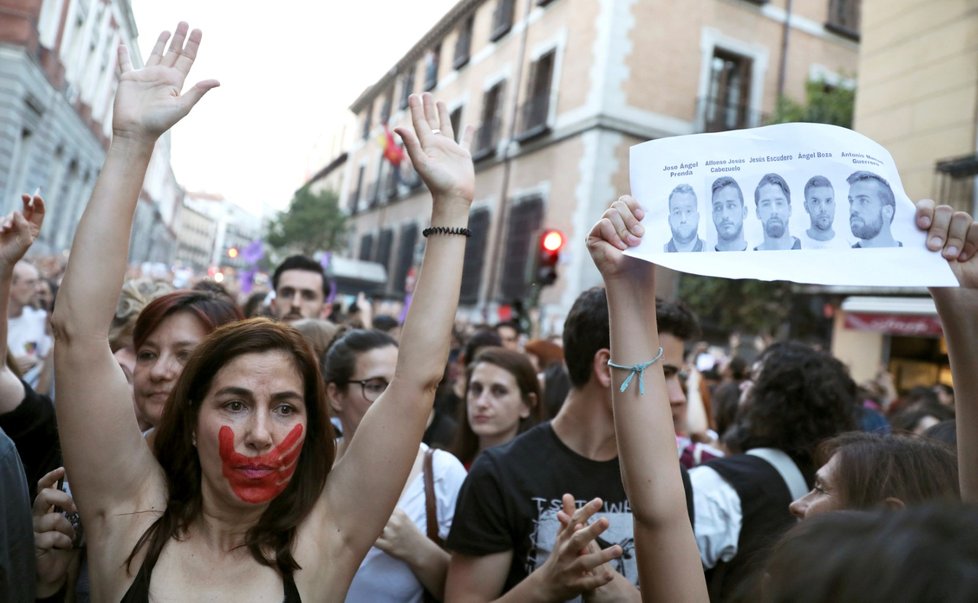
[{"left": 2, "top": 21, "right": 977, "bottom": 603}]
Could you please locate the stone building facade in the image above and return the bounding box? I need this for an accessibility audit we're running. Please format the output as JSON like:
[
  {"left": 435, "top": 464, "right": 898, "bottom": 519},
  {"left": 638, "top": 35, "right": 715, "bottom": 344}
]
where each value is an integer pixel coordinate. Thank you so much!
[{"left": 311, "top": 0, "right": 861, "bottom": 329}]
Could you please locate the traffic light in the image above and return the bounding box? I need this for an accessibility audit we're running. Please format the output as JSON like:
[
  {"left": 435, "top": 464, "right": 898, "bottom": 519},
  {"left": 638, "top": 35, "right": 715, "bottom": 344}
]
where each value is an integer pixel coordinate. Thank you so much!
[
  {"left": 227, "top": 246, "right": 239, "bottom": 259},
  {"left": 536, "top": 229, "right": 565, "bottom": 286}
]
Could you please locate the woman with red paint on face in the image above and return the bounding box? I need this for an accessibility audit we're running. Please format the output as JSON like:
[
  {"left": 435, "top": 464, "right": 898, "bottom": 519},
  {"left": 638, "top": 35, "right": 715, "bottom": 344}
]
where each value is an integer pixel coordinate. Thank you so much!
[{"left": 51, "top": 23, "right": 474, "bottom": 602}]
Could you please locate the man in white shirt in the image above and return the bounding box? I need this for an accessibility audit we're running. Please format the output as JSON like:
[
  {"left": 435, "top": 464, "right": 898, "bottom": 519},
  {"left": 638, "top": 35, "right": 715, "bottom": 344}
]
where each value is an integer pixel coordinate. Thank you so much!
[{"left": 6, "top": 261, "right": 51, "bottom": 382}]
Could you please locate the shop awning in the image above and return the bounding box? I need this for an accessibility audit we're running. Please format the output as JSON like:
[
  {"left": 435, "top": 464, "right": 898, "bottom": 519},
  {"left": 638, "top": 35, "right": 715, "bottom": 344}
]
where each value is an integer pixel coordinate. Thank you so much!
[{"left": 840, "top": 296, "right": 943, "bottom": 337}]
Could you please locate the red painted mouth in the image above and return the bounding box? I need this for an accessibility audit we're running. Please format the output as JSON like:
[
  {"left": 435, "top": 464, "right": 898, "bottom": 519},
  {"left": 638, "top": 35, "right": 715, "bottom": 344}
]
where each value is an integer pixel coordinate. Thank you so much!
[{"left": 218, "top": 424, "right": 304, "bottom": 504}]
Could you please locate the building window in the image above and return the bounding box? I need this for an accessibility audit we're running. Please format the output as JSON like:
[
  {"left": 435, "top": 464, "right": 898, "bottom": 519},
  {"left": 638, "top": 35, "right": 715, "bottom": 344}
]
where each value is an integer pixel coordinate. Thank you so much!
[
  {"left": 362, "top": 101, "right": 374, "bottom": 139},
  {"left": 460, "top": 209, "right": 490, "bottom": 304},
  {"left": 424, "top": 44, "right": 441, "bottom": 91},
  {"left": 473, "top": 81, "right": 505, "bottom": 161},
  {"left": 454, "top": 15, "right": 474, "bottom": 69},
  {"left": 351, "top": 165, "right": 365, "bottom": 214},
  {"left": 393, "top": 223, "right": 419, "bottom": 294},
  {"left": 399, "top": 66, "right": 416, "bottom": 109},
  {"left": 376, "top": 228, "right": 394, "bottom": 280},
  {"left": 499, "top": 197, "right": 544, "bottom": 301},
  {"left": 491, "top": 0, "right": 515, "bottom": 42},
  {"left": 518, "top": 50, "right": 555, "bottom": 140},
  {"left": 701, "top": 49, "right": 753, "bottom": 132},
  {"left": 450, "top": 106, "right": 463, "bottom": 142},
  {"left": 359, "top": 233, "right": 375, "bottom": 261},
  {"left": 935, "top": 154, "right": 978, "bottom": 214},
  {"left": 826, "top": 0, "right": 860, "bottom": 40},
  {"left": 382, "top": 161, "right": 398, "bottom": 201}
]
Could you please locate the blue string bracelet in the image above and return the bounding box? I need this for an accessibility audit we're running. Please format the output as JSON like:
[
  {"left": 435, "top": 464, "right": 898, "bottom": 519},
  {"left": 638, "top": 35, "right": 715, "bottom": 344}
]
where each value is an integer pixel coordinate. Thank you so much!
[{"left": 607, "top": 347, "right": 664, "bottom": 395}]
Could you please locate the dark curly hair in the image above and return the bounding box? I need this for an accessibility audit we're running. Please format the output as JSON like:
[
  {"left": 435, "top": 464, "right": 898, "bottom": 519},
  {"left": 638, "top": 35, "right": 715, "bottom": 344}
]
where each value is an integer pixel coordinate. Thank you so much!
[{"left": 735, "top": 342, "right": 856, "bottom": 476}]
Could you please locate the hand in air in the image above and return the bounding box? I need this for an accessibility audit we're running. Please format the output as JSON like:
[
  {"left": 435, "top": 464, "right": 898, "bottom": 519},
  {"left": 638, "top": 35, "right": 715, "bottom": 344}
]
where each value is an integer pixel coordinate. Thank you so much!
[
  {"left": 0, "top": 193, "right": 45, "bottom": 268},
  {"left": 586, "top": 195, "right": 648, "bottom": 280},
  {"left": 916, "top": 199, "right": 978, "bottom": 288},
  {"left": 395, "top": 93, "right": 475, "bottom": 204},
  {"left": 112, "top": 22, "right": 218, "bottom": 141}
]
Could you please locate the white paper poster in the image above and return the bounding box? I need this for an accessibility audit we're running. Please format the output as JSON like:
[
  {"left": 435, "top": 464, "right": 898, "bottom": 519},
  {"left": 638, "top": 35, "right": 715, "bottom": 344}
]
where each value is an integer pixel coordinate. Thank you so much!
[{"left": 627, "top": 123, "right": 957, "bottom": 287}]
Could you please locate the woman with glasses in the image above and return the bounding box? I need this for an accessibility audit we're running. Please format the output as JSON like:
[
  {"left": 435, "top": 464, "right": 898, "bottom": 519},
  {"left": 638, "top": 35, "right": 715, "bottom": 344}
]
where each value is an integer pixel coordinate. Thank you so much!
[{"left": 323, "top": 329, "right": 467, "bottom": 602}]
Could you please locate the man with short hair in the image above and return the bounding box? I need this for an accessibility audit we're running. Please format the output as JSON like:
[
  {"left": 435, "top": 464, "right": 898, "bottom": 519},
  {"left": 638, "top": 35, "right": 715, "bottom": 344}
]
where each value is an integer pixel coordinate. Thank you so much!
[
  {"left": 801, "top": 175, "right": 849, "bottom": 249},
  {"left": 664, "top": 184, "right": 705, "bottom": 252},
  {"left": 711, "top": 177, "right": 748, "bottom": 252},
  {"left": 445, "top": 287, "right": 697, "bottom": 602},
  {"left": 7, "top": 261, "right": 51, "bottom": 382},
  {"left": 754, "top": 173, "right": 801, "bottom": 250},
  {"left": 848, "top": 171, "right": 902, "bottom": 248},
  {"left": 494, "top": 320, "right": 521, "bottom": 351},
  {"left": 270, "top": 255, "right": 329, "bottom": 322}
]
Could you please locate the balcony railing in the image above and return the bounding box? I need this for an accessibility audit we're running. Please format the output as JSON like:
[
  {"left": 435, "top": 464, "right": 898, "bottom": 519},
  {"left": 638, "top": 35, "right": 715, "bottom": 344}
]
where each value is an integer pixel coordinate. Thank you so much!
[
  {"left": 697, "top": 96, "right": 763, "bottom": 133},
  {"left": 472, "top": 117, "right": 501, "bottom": 162},
  {"left": 516, "top": 92, "right": 552, "bottom": 141}
]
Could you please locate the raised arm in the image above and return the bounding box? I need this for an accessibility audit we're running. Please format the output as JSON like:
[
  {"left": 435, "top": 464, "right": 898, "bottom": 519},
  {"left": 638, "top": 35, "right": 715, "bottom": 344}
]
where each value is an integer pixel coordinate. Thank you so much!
[
  {"left": 322, "top": 94, "right": 473, "bottom": 556},
  {"left": 0, "top": 193, "right": 44, "bottom": 414},
  {"left": 586, "top": 196, "right": 708, "bottom": 602},
  {"left": 918, "top": 200, "right": 978, "bottom": 502},
  {"left": 51, "top": 24, "right": 217, "bottom": 515}
]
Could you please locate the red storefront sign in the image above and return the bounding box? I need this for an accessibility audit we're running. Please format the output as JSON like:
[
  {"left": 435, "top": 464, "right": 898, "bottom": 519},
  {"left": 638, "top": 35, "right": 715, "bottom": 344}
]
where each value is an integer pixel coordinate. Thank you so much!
[{"left": 843, "top": 312, "right": 944, "bottom": 337}]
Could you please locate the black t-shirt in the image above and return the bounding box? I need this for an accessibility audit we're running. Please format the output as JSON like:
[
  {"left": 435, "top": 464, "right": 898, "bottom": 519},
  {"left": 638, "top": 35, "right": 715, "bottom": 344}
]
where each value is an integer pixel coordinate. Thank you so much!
[
  {"left": 0, "top": 379, "right": 60, "bottom": 499},
  {"left": 447, "top": 422, "right": 693, "bottom": 599}
]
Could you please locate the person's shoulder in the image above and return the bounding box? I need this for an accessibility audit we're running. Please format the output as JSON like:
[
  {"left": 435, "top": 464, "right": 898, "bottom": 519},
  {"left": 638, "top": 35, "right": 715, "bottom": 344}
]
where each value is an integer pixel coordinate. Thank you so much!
[
  {"left": 476, "top": 423, "right": 553, "bottom": 466},
  {"left": 431, "top": 447, "right": 468, "bottom": 480}
]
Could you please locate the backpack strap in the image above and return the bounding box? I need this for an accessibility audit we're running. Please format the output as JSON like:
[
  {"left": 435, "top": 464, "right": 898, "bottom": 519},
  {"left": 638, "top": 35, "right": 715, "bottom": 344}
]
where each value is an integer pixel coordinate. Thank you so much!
[
  {"left": 746, "top": 447, "right": 808, "bottom": 500},
  {"left": 423, "top": 448, "right": 443, "bottom": 546}
]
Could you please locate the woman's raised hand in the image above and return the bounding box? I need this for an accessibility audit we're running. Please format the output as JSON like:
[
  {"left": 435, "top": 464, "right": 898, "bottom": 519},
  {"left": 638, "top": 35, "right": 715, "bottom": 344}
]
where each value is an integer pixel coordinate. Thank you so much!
[
  {"left": 586, "top": 195, "right": 648, "bottom": 281},
  {"left": 112, "top": 22, "right": 218, "bottom": 141},
  {"left": 395, "top": 93, "right": 475, "bottom": 204}
]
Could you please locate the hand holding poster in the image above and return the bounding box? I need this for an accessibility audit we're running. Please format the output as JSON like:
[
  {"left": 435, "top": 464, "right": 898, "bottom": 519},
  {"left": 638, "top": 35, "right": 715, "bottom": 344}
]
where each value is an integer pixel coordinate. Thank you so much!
[{"left": 627, "top": 123, "right": 957, "bottom": 287}]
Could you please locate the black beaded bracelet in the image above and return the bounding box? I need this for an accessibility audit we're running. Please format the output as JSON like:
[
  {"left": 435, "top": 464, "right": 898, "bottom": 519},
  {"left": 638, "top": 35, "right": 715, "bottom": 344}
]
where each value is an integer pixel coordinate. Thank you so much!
[{"left": 422, "top": 226, "right": 471, "bottom": 238}]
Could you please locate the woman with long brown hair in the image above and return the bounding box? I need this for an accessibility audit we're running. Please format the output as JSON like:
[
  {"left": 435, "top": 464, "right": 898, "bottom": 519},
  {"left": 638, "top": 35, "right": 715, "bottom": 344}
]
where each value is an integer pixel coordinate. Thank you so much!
[
  {"left": 52, "top": 23, "right": 473, "bottom": 601},
  {"left": 451, "top": 347, "right": 543, "bottom": 468}
]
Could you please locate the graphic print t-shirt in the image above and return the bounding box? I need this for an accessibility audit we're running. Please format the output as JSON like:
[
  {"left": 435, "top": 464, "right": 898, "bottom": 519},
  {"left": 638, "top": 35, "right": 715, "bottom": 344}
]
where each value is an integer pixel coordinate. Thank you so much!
[{"left": 446, "top": 422, "right": 637, "bottom": 600}]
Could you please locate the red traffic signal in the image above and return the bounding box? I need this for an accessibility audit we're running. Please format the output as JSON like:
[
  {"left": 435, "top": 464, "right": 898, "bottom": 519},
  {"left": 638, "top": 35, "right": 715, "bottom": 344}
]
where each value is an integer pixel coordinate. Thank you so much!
[
  {"left": 541, "top": 229, "right": 565, "bottom": 253},
  {"left": 536, "top": 229, "right": 565, "bottom": 287}
]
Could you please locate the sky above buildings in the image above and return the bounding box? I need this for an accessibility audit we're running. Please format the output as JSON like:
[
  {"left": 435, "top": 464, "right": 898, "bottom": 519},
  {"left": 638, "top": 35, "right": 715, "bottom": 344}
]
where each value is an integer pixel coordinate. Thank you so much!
[{"left": 131, "top": 0, "right": 458, "bottom": 215}]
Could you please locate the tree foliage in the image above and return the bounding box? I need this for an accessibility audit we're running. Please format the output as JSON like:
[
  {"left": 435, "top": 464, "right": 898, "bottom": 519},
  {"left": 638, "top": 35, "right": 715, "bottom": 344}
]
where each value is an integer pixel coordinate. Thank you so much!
[
  {"left": 266, "top": 187, "right": 348, "bottom": 257},
  {"left": 769, "top": 78, "right": 855, "bottom": 128},
  {"left": 678, "top": 275, "right": 794, "bottom": 337}
]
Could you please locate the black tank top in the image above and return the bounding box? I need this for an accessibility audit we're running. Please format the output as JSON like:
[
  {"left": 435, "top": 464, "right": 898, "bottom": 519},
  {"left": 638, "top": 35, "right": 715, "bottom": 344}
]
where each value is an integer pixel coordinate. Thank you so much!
[{"left": 119, "top": 552, "right": 302, "bottom": 603}]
